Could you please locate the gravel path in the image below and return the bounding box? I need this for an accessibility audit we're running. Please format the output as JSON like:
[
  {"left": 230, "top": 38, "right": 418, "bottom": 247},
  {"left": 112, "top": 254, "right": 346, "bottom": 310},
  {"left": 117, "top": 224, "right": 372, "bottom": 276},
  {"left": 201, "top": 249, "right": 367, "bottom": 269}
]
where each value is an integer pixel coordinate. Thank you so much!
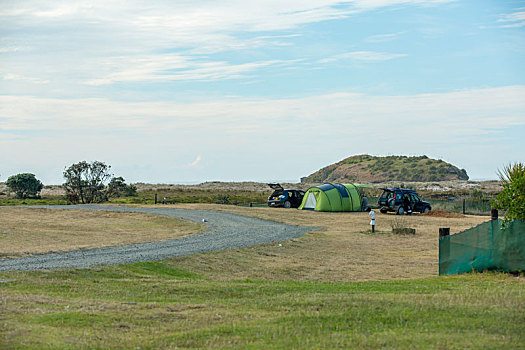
[{"left": 0, "top": 205, "right": 314, "bottom": 271}]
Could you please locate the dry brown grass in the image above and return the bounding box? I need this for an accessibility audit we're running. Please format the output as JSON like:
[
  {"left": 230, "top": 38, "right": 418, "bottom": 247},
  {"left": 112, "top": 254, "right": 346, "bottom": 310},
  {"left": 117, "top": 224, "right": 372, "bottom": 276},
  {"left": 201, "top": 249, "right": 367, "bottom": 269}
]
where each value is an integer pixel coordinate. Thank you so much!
[
  {"left": 157, "top": 204, "right": 488, "bottom": 282},
  {"left": 0, "top": 204, "right": 489, "bottom": 282},
  {"left": 0, "top": 207, "right": 204, "bottom": 258}
]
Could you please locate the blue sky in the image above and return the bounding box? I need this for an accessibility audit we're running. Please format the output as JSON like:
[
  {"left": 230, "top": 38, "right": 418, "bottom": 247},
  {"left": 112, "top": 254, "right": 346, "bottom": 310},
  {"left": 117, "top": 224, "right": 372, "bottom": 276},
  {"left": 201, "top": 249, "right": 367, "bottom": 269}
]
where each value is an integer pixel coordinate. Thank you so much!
[{"left": 1, "top": 0, "right": 524, "bottom": 184}]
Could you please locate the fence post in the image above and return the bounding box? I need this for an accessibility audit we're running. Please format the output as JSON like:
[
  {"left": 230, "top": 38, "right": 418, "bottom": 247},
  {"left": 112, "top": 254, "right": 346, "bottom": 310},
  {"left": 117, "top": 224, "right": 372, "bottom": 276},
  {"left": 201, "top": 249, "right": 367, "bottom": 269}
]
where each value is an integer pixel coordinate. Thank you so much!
[
  {"left": 491, "top": 208, "right": 498, "bottom": 220},
  {"left": 155, "top": 193, "right": 157, "bottom": 205},
  {"left": 463, "top": 199, "right": 466, "bottom": 215},
  {"left": 439, "top": 227, "right": 450, "bottom": 237}
]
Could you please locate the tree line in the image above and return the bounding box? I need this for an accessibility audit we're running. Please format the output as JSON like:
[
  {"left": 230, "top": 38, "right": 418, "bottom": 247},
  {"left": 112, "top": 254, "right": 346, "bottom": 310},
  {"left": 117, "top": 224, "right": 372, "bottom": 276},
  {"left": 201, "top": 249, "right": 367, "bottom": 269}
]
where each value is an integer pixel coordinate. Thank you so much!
[
  {"left": 2, "top": 161, "right": 524, "bottom": 221},
  {"left": 3, "top": 161, "right": 137, "bottom": 203}
]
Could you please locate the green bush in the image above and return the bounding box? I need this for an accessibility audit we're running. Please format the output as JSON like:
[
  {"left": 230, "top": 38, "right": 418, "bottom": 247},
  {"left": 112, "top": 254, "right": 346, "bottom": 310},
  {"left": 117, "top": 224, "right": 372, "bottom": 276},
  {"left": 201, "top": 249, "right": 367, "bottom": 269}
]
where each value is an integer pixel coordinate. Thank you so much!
[
  {"left": 492, "top": 163, "right": 525, "bottom": 225},
  {"left": 6, "top": 173, "right": 44, "bottom": 199},
  {"left": 214, "top": 194, "right": 232, "bottom": 204}
]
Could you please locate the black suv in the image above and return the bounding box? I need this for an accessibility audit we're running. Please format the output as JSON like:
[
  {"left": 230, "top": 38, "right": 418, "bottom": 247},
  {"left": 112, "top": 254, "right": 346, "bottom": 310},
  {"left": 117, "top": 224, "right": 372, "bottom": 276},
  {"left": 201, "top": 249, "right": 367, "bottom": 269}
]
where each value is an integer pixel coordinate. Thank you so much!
[
  {"left": 378, "top": 187, "right": 431, "bottom": 215},
  {"left": 267, "top": 184, "right": 305, "bottom": 208}
]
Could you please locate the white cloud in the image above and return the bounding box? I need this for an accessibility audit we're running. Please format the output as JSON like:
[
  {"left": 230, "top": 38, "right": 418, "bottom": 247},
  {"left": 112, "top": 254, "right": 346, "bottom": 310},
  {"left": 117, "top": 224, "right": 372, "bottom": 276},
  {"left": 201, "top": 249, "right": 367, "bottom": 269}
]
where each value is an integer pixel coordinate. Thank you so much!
[
  {"left": 0, "top": 46, "right": 28, "bottom": 53},
  {"left": 2, "top": 73, "right": 49, "bottom": 84},
  {"left": 318, "top": 51, "right": 407, "bottom": 63},
  {"left": 85, "top": 55, "right": 301, "bottom": 85},
  {"left": 187, "top": 155, "right": 202, "bottom": 168},
  {"left": 365, "top": 32, "right": 405, "bottom": 43},
  {"left": 498, "top": 10, "right": 525, "bottom": 28}
]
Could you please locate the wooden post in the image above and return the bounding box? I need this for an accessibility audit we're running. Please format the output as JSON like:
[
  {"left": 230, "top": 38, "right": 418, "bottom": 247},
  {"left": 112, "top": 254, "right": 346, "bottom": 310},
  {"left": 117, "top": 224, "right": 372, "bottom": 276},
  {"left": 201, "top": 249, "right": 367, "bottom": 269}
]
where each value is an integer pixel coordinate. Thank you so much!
[
  {"left": 154, "top": 193, "right": 157, "bottom": 205},
  {"left": 463, "top": 199, "right": 466, "bottom": 215},
  {"left": 439, "top": 227, "right": 450, "bottom": 238},
  {"left": 491, "top": 208, "right": 498, "bottom": 220}
]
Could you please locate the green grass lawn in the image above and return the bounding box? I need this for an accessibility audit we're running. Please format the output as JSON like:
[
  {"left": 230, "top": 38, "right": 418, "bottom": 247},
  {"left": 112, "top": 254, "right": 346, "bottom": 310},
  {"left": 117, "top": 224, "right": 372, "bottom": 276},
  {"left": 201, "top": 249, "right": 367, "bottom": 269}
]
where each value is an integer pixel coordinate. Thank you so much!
[{"left": 1, "top": 262, "right": 523, "bottom": 349}]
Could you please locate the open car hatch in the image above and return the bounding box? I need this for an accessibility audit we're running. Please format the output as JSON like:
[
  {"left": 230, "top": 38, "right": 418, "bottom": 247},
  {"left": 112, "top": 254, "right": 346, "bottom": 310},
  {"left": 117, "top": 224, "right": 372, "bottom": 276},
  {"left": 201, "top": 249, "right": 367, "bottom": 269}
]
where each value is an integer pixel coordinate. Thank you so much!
[{"left": 268, "top": 183, "right": 284, "bottom": 191}]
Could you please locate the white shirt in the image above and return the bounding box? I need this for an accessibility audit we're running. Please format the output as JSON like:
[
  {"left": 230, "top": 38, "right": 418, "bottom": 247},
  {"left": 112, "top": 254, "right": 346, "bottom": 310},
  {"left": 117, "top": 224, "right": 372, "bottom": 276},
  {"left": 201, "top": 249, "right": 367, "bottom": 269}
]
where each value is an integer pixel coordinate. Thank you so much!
[{"left": 369, "top": 210, "right": 376, "bottom": 225}]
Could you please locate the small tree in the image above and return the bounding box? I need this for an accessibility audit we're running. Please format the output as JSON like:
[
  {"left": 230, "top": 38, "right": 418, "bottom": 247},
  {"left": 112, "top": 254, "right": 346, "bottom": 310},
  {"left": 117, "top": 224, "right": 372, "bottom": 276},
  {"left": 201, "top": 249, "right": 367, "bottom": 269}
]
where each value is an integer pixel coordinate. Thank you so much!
[
  {"left": 491, "top": 162, "right": 525, "bottom": 225},
  {"left": 63, "top": 161, "right": 112, "bottom": 204},
  {"left": 6, "top": 173, "right": 44, "bottom": 199},
  {"left": 107, "top": 176, "right": 137, "bottom": 198}
]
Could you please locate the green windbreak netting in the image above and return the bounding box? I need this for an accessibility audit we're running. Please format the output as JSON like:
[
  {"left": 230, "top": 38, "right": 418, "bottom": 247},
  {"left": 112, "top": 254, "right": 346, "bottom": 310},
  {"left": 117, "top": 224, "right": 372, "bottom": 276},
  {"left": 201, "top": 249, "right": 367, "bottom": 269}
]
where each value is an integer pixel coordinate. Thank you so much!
[{"left": 439, "top": 219, "right": 525, "bottom": 275}]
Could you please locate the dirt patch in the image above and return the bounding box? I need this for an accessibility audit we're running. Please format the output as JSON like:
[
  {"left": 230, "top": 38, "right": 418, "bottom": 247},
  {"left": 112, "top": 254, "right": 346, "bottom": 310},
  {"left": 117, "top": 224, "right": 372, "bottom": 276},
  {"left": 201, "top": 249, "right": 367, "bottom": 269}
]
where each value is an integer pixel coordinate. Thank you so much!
[{"left": 421, "top": 209, "right": 465, "bottom": 218}]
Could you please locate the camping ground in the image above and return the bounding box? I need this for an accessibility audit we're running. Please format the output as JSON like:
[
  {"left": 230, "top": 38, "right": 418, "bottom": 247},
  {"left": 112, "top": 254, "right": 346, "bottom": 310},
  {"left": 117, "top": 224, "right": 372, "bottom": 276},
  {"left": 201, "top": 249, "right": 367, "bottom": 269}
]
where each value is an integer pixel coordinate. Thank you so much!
[{"left": 0, "top": 204, "right": 524, "bottom": 348}]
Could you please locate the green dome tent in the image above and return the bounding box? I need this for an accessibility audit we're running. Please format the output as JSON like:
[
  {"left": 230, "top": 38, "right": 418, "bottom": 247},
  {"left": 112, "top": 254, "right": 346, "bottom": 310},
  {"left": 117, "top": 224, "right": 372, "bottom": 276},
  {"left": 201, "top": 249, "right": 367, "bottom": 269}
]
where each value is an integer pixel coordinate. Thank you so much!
[{"left": 298, "top": 183, "right": 370, "bottom": 212}]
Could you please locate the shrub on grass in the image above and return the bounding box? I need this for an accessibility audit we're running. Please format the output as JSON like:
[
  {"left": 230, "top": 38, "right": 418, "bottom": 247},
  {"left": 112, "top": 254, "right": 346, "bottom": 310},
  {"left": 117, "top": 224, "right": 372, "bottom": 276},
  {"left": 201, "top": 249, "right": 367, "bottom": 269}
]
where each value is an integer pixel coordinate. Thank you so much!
[
  {"left": 6, "top": 173, "right": 44, "bottom": 199},
  {"left": 390, "top": 217, "right": 416, "bottom": 234},
  {"left": 63, "top": 161, "right": 112, "bottom": 204},
  {"left": 491, "top": 162, "right": 525, "bottom": 225},
  {"left": 214, "top": 194, "right": 231, "bottom": 204},
  {"left": 107, "top": 177, "right": 138, "bottom": 198}
]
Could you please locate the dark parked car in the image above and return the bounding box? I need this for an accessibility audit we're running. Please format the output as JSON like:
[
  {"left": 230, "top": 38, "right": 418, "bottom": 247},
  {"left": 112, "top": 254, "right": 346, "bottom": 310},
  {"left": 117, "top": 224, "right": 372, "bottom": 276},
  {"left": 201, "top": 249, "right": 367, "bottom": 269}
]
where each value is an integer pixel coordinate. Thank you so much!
[
  {"left": 267, "top": 184, "right": 305, "bottom": 208},
  {"left": 378, "top": 187, "right": 431, "bottom": 215}
]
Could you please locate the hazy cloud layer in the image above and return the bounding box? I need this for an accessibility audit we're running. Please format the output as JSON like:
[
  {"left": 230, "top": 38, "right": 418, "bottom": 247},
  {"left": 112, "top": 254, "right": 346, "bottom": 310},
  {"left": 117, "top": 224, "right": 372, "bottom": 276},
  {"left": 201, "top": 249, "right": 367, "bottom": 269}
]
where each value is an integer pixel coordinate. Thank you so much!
[{"left": 1, "top": 85, "right": 523, "bottom": 183}]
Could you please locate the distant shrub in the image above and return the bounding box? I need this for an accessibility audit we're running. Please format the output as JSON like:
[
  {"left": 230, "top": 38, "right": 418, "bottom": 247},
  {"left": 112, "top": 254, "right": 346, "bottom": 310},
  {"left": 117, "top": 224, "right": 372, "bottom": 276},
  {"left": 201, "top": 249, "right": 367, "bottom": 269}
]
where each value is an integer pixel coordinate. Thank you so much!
[
  {"left": 107, "top": 177, "right": 137, "bottom": 198},
  {"left": 6, "top": 173, "right": 44, "bottom": 199},
  {"left": 214, "top": 194, "right": 231, "bottom": 204}
]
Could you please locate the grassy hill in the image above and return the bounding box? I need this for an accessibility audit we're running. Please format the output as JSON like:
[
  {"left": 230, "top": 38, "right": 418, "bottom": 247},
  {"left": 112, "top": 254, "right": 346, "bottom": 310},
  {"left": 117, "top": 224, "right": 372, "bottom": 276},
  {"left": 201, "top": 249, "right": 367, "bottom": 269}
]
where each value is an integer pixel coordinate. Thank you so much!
[{"left": 302, "top": 155, "right": 469, "bottom": 183}]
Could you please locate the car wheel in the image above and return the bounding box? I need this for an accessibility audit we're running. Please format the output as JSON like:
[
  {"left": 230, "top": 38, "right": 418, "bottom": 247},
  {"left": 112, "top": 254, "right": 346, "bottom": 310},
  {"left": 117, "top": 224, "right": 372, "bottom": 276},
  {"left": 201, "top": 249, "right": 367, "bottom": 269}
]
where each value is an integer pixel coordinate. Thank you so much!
[
  {"left": 422, "top": 206, "right": 430, "bottom": 214},
  {"left": 284, "top": 201, "right": 291, "bottom": 208},
  {"left": 396, "top": 206, "right": 405, "bottom": 215},
  {"left": 380, "top": 208, "right": 388, "bottom": 214}
]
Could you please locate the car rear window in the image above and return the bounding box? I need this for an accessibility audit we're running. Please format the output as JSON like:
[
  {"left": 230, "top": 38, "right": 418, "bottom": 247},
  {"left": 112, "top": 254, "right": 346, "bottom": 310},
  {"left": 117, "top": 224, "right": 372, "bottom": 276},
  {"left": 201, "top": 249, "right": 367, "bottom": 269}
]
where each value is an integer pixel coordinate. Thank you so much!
[
  {"left": 270, "top": 190, "right": 282, "bottom": 198},
  {"left": 380, "top": 191, "right": 393, "bottom": 199}
]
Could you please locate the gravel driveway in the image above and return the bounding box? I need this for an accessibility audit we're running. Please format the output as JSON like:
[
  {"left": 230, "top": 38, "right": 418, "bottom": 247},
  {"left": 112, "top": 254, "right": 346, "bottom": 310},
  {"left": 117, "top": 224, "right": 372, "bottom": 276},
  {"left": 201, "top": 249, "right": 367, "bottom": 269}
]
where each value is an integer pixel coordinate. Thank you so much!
[{"left": 0, "top": 205, "right": 314, "bottom": 271}]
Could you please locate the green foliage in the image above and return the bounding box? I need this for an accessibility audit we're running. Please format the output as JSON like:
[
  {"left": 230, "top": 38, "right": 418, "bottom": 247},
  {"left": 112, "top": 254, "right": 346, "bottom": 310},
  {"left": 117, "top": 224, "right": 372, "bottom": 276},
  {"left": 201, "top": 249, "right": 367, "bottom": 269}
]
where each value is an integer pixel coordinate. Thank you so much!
[
  {"left": 214, "top": 194, "right": 232, "bottom": 204},
  {"left": 63, "top": 161, "right": 112, "bottom": 204},
  {"left": 469, "top": 188, "right": 484, "bottom": 201},
  {"left": 492, "top": 162, "right": 525, "bottom": 224},
  {"left": 312, "top": 155, "right": 469, "bottom": 182},
  {"left": 107, "top": 176, "right": 137, "bottom": 198},
  {"left": 5, "top": 173, "right": 43, "bottom": 199}
]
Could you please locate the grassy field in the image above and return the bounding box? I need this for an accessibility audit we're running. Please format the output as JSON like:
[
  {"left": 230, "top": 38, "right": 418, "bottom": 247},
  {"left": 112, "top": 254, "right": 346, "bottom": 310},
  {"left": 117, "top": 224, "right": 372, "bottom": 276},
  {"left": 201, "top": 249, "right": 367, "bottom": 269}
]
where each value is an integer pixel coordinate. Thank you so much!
[
  {"left": 1, "top": 204, "right": 487, "bottom": 281},
  {"left": 1, "top": 204, "right": 523, "bottom": 348},
  {"left": 1, "top": 264, "right": 523, "bottom": 349},
  {"left": 0, "top": 207, "right": 204, "bottom": 259},
  {"left": 162, "top": 204, "right": 488, "bottom": 281}
]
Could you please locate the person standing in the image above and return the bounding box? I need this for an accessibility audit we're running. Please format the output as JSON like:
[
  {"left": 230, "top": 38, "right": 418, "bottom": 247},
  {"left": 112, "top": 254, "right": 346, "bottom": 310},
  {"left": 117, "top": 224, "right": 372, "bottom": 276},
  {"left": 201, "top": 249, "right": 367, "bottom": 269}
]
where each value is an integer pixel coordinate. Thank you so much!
[{"left": 403, "top": 195, "right": 411, "bottom": 214}]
